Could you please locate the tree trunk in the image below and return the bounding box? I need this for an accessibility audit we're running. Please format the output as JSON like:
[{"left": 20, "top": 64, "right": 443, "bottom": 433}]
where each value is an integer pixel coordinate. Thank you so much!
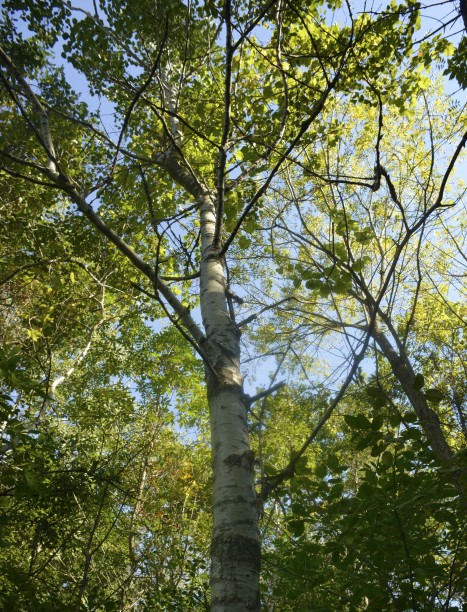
[
  {"left": 373, "top": 325, "right": 454, "bottom": 463},
  {"left": 198, "top": 193, "right": 260, "bottom": 610},
  {"left": 156, "top": 148, "right": 261, "bottom": 609},
  {"left": 374, "top": 325, "right": 467, "bottom": 505}
]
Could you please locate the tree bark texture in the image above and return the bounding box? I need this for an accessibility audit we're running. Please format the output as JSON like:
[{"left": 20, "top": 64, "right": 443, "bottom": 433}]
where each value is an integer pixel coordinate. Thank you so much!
[
  {"left": 198, "top": 193, "right": 260, "bottom": 610},
  {"left": 157, "top": 150, "right": 261, "bottom": 609}
]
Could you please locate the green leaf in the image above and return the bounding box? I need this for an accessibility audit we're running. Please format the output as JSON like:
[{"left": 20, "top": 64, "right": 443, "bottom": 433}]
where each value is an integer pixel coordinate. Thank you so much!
[
  {"left": 315, "top": 464, "right": 327, "bottom": 478},
  {"left": 356, "top": 432, "right": 379, "bottom": 450},
  {"left": 424, "top": 388, "right": 444, "bottom": 403},
  {"left": 381, "top": 451, "right": 393, "bottom": 467},
  {"left": 355, "top": 414, "right": 372, "bottom": 429},
  {"left": 371, "top": 415, "right": 385, "bottom": 430},
  {"left": 389, "top": 413, "right": 402, "bottom": 428},
  {"left": 370, "top": 443, "right": 388, "bottom": 456},
  {"left": 401, "top": 427, "right": 422, "bottom": 441},
  {"left": 27, "top": 328, "right": 43, "bottom": 341},
  {"left": 287, "top": 519, "right": 305, "bottom": 537},
  {"left": 290, "top": 502, "right": 306, "bottom": 516},
  {"left": 295, "top": 455, "right": 309, "bottom": 475},
  {"left": 264, "top": 463, "right": 278, "bottom": 476},
  {"left": 327, "top": 453, "right": 340, "bottom": 470},
  {"left": 305, "top": 278, "right": 321, "bottom": 290},
  {"left": 238, "top": 235, "right": 251, "bottom": 249},
  {"left": 414, "top": 373, "right": 424, "bottom": 390},
  {"left": 366, "top": 386, "right": 386, "bottom": 408}
]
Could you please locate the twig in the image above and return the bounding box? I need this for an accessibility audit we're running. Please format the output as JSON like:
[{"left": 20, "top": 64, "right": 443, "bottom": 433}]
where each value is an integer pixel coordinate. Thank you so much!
[{"left": 246, "top": 381, "right": 286, "bottom": 407}]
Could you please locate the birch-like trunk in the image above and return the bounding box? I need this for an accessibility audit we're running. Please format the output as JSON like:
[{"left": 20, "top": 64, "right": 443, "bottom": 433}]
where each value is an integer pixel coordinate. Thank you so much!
[
  {"left": 198, "top": 192, "right": 260, "bottom": 611},
  {"left": 4, "top": 35, "right": 262, "bottom": 603}
]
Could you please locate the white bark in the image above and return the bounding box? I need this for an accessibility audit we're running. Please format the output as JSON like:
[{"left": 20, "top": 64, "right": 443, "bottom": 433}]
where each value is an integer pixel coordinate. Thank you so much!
[
  {"left": 199, "top": 192, "right": 260, "bottom": 610},
  {"left": 160, "top": 62, "right": 182, "bottom": 147},
  {"left": 374, "top": 325, "right": 467, "bottom": 503},
  {"left": 156, "top": 150, "right": 261, "bottom": 608}
]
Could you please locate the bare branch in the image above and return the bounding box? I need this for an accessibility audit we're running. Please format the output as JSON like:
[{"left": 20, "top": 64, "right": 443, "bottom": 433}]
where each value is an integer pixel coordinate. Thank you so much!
[
  {"left": 213, "top": 0, "right": 233, "bottom": 250},
  {"left": 109, "top": 18, "right": 168, "bottom": 178},
  {"left": 237, "top": 297, "right": 293, "bottom": 327},
  {"left": 61, "top": 184, "right": 205, "bottom": 345},
  {"left": 246, "top": 381, "right": 286, "bottom": 406},
  {"left": 259, "top": 337, "right": 369, "bottom": 503}
]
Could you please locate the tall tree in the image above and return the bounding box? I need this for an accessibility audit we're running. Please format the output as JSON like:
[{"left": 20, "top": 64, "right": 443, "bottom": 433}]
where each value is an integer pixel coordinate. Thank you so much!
[{"left": 1, "top": 0, "right": 466, "bottom": 608}]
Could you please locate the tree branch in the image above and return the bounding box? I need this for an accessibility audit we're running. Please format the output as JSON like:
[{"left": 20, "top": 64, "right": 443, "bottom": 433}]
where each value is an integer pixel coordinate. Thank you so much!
[
  {"left": 246, "top": 381, "right": 285, "bottom": 407},
  {"left": 221, "top": 66, "right": 345, "bottom": 257},
  {"left": 0, "top": 45, "right": 59, "bottom": 177},
  {"left": 237, "top": 297, "right": 292, "bottom": 327},
  {"left": 213, "top": 0, "right": 233, "bottom": 250},
  {"left": 259, "top": 338, "right": 369, "bottom": 503},
  {"left": 63, "top": 185, "right": 205, "bottom": 345}
]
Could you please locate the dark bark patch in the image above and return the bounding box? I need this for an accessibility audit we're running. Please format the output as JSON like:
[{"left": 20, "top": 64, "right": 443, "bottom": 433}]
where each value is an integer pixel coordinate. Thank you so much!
[
  {"left": 211, "top": 533, "right": 261, "bottom": 571},
  {"left": 210, "top": 590, "right": 261, "bottom": 611},
  {"left": 211, "top": 533, "right": 261, "bottom": 611},
  {"left": 224, "top": 450, "right": 255, "bottom": 468},
  {"left": 214, "top": 496, "right": 256, "bottom": 511},
  {"left": 210, "top": 531, "right": 261, "bottom": 574}
]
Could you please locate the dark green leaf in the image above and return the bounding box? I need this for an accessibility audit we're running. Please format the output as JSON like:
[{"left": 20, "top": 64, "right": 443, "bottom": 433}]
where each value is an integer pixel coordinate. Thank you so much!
[
  {"left": 424, "top": 388, "right": 445, "bottom": 403},
  {"left": 414, "top": 373, "right": 425, "bottom": 390},
  {"left": 287, "top": 519, "right": 305, "bottom": 537}
]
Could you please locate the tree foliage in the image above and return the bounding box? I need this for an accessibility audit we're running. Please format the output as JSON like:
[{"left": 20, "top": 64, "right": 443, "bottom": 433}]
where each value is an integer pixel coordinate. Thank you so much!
[{"left": 1, "top": 0, "right": 467, "bottom": 609}]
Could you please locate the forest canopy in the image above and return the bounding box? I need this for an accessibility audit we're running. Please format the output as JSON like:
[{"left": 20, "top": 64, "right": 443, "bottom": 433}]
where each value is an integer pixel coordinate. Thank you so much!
[{"left": 1, "top": 0, "right": 467, "bottom": 610}]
